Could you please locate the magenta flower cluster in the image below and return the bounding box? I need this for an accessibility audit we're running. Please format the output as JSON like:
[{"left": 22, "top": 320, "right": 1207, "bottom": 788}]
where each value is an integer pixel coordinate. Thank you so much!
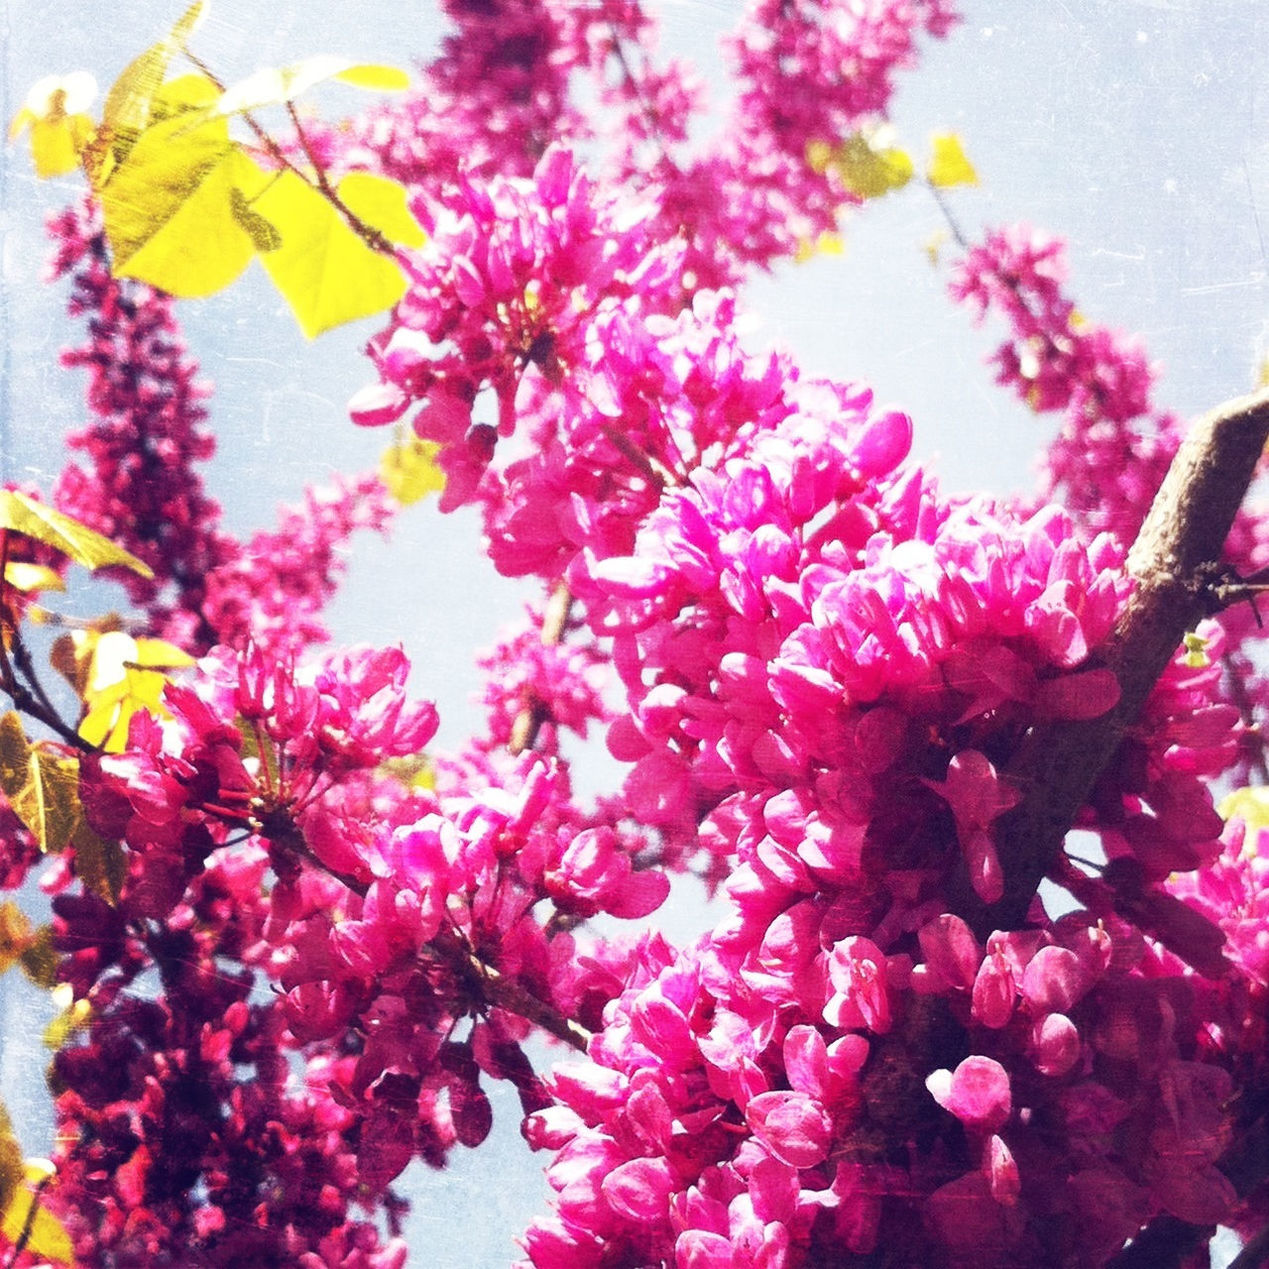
[{"left": 6, "top": 2, "right": 1269, "bottom": 1267}]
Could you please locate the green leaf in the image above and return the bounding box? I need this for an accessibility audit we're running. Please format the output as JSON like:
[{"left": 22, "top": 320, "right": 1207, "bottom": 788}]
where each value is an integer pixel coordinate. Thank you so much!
[
  {"left": 18, "top": 925, "right": 58, "bottom": 989},
  {"left": 0, "top": 903, "right": 30, "bottom": 978},
  {"left": 254, "top": 169, "right": 409, "bottom": 337},
  {"left": 214, "top": 55, "right": 409, "bottom": 116},
  {"left": 0, "top": 490, "right": 154, "bottom": 578},
  {"left": 927, "top": 132, "right": 979, "bottom": 189},
  {"left": 73, "top": 823, "right": 126, "bottom": 907},
  {"left": 0, "top": 1104, "right": 21, "bottom": 1223}
]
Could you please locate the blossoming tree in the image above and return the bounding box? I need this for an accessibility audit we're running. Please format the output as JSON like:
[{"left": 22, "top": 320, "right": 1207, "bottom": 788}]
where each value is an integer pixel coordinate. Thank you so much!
[{"left": 2, "top": 2, "right": 1268, "bottom": 1266}]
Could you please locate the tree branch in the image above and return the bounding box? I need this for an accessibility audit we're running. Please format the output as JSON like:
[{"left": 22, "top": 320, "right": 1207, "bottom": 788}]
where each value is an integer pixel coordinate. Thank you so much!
[
  {"left": 508, "top": 581, "right": 574, "bottom": 755},
  {"left": 967, "top": 385, "right": 1269, "bottom": 934}
]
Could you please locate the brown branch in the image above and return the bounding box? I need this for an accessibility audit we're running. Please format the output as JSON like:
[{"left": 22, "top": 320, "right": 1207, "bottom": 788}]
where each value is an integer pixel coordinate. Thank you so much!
[
  {"left": 961, "top": 385, "right": 1269, "bottom": 935},
  {"left": 1229, "top": 1223, "right": 1269, "bottom": 1269},
  {"left": 508, "top": 581, "right": 575, "bottom": 755},
  {"left": 450, "top": 940, "right": 591, "bottom": 1053}
]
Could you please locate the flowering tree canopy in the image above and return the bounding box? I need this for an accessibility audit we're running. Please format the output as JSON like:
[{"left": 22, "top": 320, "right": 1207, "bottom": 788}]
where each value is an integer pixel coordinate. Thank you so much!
[{"left": 2, "top": 2, "right": 1268, "bottom": 1266}]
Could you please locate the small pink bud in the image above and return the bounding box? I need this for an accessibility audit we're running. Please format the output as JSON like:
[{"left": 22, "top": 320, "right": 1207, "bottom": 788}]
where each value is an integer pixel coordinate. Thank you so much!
[
  {"left": 850, "top": 408, "right": 912, "bottom": 479},
  {"left": 984, "top": 1134, "right": 1020, "bottom": 1205},
  {"left": 972, "top": 949, "right": 1016, "bottom": 1028},
  {"left": 1031, "top": 1012, "right": 1081, "bottom": 1077}
]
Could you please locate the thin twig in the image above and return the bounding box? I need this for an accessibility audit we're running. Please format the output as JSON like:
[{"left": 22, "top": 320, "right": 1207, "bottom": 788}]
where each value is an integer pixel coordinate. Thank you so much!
[
  {"left": 4, "top": 1174, "right": 53, "bottom": 1268},
  {"left": 182, "top": 51, "right": 394, "bottom": 257},
  {"left": 264, "top": 818, "right": 591, "bottom": 1052},
  {"left": 509, "top": 581, "right": 575, "bottom": 755}
]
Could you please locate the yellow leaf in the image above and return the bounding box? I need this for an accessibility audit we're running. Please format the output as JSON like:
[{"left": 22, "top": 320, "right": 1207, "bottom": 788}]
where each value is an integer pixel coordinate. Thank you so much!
[
  {"left": 9, "top": 72, "right": 97, "bottom": 177},
  {"left": 18, "top": 925, "right": 58, "bottom": 989},
  {"left": 794, "top": 230, "right": 844, "bottom": 263},
  {"left": 214, "top": 55, "right": 408, "bottom": 116},
  {"left": 832, "top": 132, "right": 914, "bottom": 199},
  {"left": 43, "top": 983, "right": 92, "bottom": 1052},
  {"left": 923, "top": 230, "right": 949, "bottom": 267},
  {"left": 75, "top": 630, "right": 193, "bottom": 752},
  {"left": 378, "top": 753, "right": 436, "bottom": 791},
  {"left": 0, "top": 714, "right": 82, "bottom": 853},
  {"left": 380, "top": 435, "right": 444, "bottom": 505},
  {"left": 927, "top": 132, "right": 979, "bottom": 189},
  {"left": 3, "top": 563, "right": 65, "bottom": 594},
  {"left": 0, "top": 1103, "right": 21, "bottom": 1218},
  {"left": 339, "top": 171, "right": 426, "bottom": 249},
  {"left": 1183, "top": 630, "right": 1211, "bottom": 669},
  {"left": 336, "top": 64, "right": 411, "bottom": 91},
  {"left": 1219, "top": 786, "right": 1269, "bottom": 836},
  {"left": 97, "top": 1, "right": 206, "bottom": 171},
  {"left": 2, "top": 1180, "right": 75, "bottom": 1264},
  {"left": 805, "top": 138, "right": 833, "bottom": 174},
  {"left": 100, "top": 111, "right": 257, "bottom": 298},
  {"left": 27, "top": 113, "right": 95, "bottom": 178},
  {"left": 0, "top": 491, "right": 153, "bottom": 579},
  {"left": 9, "top": 72, "right": 94, "bottom": 136},
  {"left": 254, "top": 169, "right": 408, "bottom": 337},
  {"left": 0, "top": 902, "right": 31, "bottom": 977}
]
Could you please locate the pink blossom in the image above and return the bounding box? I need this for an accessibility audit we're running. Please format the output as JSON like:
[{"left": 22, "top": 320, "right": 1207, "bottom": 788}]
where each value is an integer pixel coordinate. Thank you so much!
[{"left": 926, "top": 1056, "right": 1012, "bottom": 1132}]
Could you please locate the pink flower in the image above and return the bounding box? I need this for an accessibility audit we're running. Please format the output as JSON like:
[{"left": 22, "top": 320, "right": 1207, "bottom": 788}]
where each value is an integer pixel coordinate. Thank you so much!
[
  {"left": 824, "top": 937, "right": 893, "bottom": 1034},
  {"left": 926, "top": 750, "right": 1021, "bottom": 904},
  {"left": 926, "top": 1056, "right": 1012, "bottom": 1132},
  {"left": 744, "top": 1090, "right": 832, "bottom": 1168}
]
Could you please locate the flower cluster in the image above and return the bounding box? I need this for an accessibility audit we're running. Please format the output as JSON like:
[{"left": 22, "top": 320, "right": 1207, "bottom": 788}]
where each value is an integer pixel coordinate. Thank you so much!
[
  {"left": 9, "top": 3, "right": 1269, "bottom": 1267},
  {"left": 523, "top": 905, "right": 1243, "bottom": 1266},
  {"left": 350, "top": 146, "right": 683, "bottom": 511},
  {"left": 45, "top": 846, "right": 411, "bottom": 1268},
  {"left": 473, "top": 602, "right": 612, "bottom": 756},
  {"left": 523, "top": 319, "right": 1263, "bottom": 1261},
  {"left": 949, "top": 223, "right": 1183, "bottom": 549},
  {"left": 43, "top": 638, "right": 668, "bottom": 1263},
  {"left": 48, "top": 198, "right": 238, "bottom": 647}
]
